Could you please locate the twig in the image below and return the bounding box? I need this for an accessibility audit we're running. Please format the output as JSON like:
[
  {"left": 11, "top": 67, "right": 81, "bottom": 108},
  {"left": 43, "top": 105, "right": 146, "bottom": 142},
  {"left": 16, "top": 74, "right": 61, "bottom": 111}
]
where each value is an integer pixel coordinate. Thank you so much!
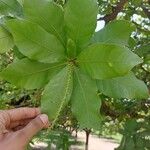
[{"left": 98, "top": 0, "right": 128, "bottom": 24}]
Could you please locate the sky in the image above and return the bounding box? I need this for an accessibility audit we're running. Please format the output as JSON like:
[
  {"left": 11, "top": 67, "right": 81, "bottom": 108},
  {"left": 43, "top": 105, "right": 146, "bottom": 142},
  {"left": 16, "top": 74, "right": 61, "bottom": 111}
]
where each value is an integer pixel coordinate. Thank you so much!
[{"left": 95, "top": 20, "right": 105, "bottom": 32}]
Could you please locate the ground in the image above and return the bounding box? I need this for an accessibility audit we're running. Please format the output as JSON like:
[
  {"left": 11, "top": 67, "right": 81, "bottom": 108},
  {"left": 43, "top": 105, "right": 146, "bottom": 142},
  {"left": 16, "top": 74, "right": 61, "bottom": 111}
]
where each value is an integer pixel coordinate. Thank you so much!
[
  {"left": 71, "top": 132, "right": 119, "bottom": 150},
  {"left": 32, "top": 132, "right": 119, "bottom": 150}
]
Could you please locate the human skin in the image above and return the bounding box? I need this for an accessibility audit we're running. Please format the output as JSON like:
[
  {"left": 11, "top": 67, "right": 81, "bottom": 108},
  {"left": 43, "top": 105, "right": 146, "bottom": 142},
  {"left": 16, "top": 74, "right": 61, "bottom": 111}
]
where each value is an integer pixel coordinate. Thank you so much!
[{"left": 0, "top": 107, "right": 49, "bottom": 150}]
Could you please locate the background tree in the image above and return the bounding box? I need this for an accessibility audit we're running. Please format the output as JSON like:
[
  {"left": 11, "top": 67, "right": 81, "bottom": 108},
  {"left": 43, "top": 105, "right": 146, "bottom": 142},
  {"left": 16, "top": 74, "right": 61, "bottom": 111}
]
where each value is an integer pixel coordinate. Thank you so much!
[{"left": 0, "top": 0, "right": 149, "bottom": 150}]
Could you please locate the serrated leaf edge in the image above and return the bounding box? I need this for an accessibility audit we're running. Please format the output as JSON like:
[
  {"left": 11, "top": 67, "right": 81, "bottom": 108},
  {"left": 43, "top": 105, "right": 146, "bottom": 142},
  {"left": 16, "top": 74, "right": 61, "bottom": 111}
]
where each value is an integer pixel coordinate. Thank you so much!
[{"left": 48, "top": 63, "right": 73, "bottom": 131}]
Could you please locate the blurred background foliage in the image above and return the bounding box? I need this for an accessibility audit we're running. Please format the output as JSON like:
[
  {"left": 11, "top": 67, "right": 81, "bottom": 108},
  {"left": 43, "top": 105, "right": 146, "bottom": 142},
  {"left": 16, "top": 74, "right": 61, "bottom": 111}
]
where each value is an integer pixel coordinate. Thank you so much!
[{"left": 0, "top": 0, "right": 150, "bottom": 149}]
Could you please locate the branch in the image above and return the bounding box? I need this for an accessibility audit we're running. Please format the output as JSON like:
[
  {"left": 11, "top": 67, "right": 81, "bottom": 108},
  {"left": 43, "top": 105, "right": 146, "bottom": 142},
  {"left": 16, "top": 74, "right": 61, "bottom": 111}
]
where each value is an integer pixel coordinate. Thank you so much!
[
  {"left": 101, "top": 100, "right": 150, "bottom": 120},
  {"left": 98, "top": 0, "right": 128, "bottom": 24},
  {"left": 142, "top": 6, "right": 150, "bottom": 19}
]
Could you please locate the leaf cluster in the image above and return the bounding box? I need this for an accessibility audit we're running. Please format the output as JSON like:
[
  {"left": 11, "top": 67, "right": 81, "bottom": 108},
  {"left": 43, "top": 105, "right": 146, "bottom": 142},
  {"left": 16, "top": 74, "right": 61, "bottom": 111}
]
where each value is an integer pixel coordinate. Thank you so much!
[{"left": 0, "top": 0, "right": 149, "bottom": 130}]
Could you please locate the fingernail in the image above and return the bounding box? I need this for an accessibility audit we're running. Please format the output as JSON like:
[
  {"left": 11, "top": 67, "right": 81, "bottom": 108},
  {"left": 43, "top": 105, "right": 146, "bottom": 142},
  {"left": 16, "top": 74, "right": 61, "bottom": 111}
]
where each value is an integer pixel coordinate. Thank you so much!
[{"left": 39, "top": 114, "right": 49, "bottom": 125}]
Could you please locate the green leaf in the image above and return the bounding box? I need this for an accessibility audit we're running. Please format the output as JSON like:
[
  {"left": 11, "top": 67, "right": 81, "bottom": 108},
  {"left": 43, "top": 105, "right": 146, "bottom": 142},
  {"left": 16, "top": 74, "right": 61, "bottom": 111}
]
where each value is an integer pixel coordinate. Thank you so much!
[
  {"left": 13, "top": 46, "right": 25, "bottom": 59},
  {"left": 64, "top": 0, "right": 98, "bottom": 51},
  {"left": 0, "top": 26, "right": 14, "bottom": 53},
  {"left": 16, "top": 0, "right": 23, "bottom": 6},
  {"left": 24, "top": 0, "right": 65, "bottom": 46},
  {"left": 116, "top": 136, "right": 135, "bottom": 150},
  {"left": 78, "top": 43, "right": 142, "bottom": 79},
  {"left": 135, "top": 44, "right": 150, "bottom": 57},
  {"left": 0, "top": 0, "right": 23, "bottom": 16},
  {"left": 41, "top": 65, "right": 73, "bottom": 121},
  {"left": 92, "top": 20, "right": 135, "bottom": 46},
  {"left": 0, "top": 58, "right": 65, "bottom": 89},
  {"left": 97, "top": 72, "right": 149, "bottom": 99},
  {"left": 116, "top": 137, "right": 126, "bottom": 150},
  {"left": 71, "top": 69, "right": 101, "bottom": 129},
  {"left": 131, "top": 0, "right": 142, "bottom": 7},
  {"left": 128, "top": 37, "right": 136, "bottom": 49},
  {"left": 124, "top": 138, "right": 135, "bottom": 150},
  {"left": 6, "top": 19, "right": 65, "bottom": 63},
  {"left": 67, "top": 38, "right": 76, "bottom": 58}
]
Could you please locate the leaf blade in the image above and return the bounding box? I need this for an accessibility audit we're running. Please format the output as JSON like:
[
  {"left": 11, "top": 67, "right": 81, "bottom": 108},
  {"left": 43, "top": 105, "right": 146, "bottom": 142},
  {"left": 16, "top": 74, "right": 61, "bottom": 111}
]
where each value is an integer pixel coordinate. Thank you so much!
[
  {"left": 0, "top": 0, "right": 23, "bottom": 17},
  {"left": 97, "top": 72, "right": 149, "bottom": 99},
  {"left": 6, "top": 19, "right": 65, "bottom": 63},
  {"left": 0, "top": 58, "right": 65, "bottom": 89},
  {"left": 78, "top": 43, "right": 142, "bottom": 79},
  {"left": 24, "top": 0, "right": 65, "bottom": 46},
  {"left": 0, "top": 26, "right": 14, "bottom": 53},
  {"left": 41, "top": 65, "right": 73, "bottom": 122},
  {"left": 64, "top": 0, "right": 98, "bottom": 51},
  {"left": 71, "top": 69, "right": 101, "bottom": 129},
  {"left": 92, "top": 20, "right": 135, "bottom": 46}
]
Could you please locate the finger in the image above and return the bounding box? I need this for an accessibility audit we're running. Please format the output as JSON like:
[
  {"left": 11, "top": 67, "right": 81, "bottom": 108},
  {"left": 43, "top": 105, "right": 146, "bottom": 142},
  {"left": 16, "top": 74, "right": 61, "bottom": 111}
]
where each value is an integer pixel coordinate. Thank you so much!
[
  {"left": 7, "top": 107, "right": 41, "bottom": 121},
  {"left": 12, "top": 125, "right": 25, "bottom": 131},
  {"left": 16, "top": 114, "right": 49, "bottom": 143},
  {"left": 0, "top": 110, "right": 11, "bottom": 131},
  {"left": 9, "top": 119, "right": 32, "bottom": 129}
]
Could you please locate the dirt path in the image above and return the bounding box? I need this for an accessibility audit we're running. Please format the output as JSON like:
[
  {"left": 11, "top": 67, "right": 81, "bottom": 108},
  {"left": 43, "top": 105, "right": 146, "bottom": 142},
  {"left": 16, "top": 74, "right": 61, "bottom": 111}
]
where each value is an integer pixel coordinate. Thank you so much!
[
  {"left": 32, "top": 132, "right": 119, "bottom": 150},
  {"left": 71, "top": 132, "right": 119, "bottom": 150}
]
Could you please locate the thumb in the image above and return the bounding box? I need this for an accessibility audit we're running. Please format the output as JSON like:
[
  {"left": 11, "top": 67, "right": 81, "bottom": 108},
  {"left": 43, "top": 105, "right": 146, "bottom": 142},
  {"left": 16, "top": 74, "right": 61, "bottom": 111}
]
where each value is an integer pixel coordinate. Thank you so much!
[{"left": 17, "top": 114, "right": 49, "bottom": 142}]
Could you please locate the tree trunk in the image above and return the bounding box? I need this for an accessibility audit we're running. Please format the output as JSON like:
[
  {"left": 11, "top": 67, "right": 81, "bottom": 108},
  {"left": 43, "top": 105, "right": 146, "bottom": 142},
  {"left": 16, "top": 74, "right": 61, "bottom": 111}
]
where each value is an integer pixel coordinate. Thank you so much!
[
  {"left": 85, "top": 129, "right": 91, "bottom": 150},
  {"left": 75, "top": 129, "right": 78, "bottom": 138}
]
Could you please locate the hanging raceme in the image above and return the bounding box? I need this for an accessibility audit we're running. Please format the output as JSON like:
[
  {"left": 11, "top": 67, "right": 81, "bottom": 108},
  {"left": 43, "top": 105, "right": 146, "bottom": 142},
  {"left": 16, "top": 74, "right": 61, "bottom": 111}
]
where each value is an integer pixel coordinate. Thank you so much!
[{"left": 0, "top": 0, "right": 149, "bottom": 130}]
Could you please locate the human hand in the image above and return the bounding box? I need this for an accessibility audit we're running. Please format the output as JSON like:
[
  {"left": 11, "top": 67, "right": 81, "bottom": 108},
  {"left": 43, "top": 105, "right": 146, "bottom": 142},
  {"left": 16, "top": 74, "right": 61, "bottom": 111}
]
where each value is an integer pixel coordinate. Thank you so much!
[{"left": 0, "top": 107, "right": 49, "bottom": 150}]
